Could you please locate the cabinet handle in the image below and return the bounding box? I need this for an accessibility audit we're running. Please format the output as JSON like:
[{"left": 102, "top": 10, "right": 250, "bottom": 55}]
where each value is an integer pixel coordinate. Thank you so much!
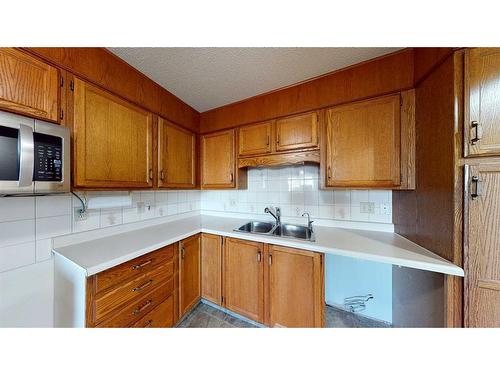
[
  {"left": 327, "top": 166, "right": 332, "bottom": 180},
  {"left": 471, "top": 121, "right": 482, "bottom": 145},
  {"left": 230, "top": 172, "right": 234, "bottom": 182},
  {"left": 257, "top": 251, "right": 262, "bottom": 262},
  {"left": 268, "top": 253, "right": 272, "bottom": 266},
  {"left": 143, "top": 319, "right": 153, "bottom": 328},
  {"left": 132, "top": 259, "right": 153, "bottom": 270},
  {"left": 160, "top": 170, "right": 165, "bottom": 181},
  {"left": 267, "top": 135, "right": 270, "bottom": 146},
  {"left": 148, "top": 168, "right": 153, "bottom": 181},
  {"left": 181, "top": 246, "right": 185, "bottom": 259},
  {"left": 132, "top": 279, "right": 153, "bottom": 292},
  {"left": 276, "top": 134, "right": 280, "bottom": 144},
  {"left": 471, "top": 176, "right": 482, "bottom": 200},
  {"left": 133, "top": 299, "right": 152, "bottom": 315}
]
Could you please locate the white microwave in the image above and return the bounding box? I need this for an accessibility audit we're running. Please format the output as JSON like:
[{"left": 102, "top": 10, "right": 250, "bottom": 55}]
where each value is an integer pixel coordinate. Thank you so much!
[{"left": 0, "top": 110, "right": 70, "bottom": 196}]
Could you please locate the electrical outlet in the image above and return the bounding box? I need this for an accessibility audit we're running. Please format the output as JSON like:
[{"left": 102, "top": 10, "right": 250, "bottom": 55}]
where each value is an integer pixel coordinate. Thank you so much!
[
  {"left": 74, "top": 208, "right": 87, "bottom": 221},
  {"left": 380, "top": 203, "right": 391, "bottom": 214},
  {"left": 360, "top": 202, "right": 375, "bottom": 214}
]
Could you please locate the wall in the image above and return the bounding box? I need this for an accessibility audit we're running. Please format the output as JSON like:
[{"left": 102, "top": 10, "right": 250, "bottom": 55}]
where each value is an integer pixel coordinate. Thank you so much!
[
  {"left": 201, "top": 166, "right": 393, "bottom": 224},
  {"left": 0, "top": 190, "right": 200, "bottom": 327},
  {"left": 325, "top": 255, "right": 393, "bottom": 324}
]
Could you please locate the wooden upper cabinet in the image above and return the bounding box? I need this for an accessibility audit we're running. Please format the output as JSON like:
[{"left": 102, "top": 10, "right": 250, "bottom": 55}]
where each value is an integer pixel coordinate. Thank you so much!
[
  {"left": 223, "top": 237, "right": 264, "bottom": 323},
  {"left": 275, "top": 111, "right": 319, "bottom": 152},
  {"left": 465, "top": 48, "right": 500, "bottom": 157},
  {"left": 268, "top": 245, "right": 324, "bottom": 328},
  {"left": 0, "top": 48, "right": 59, "bottom": 122},
  {"left": 201, "top": 233, "right": 222, "bottom": 305},
  {"left": 238, "top": 121, "right": 273, "bottom": 156},
  {"left": 179, "top": 234, "right": 201, "bottom": 317},
  {"left": 465, "top": 164, "right": 500, "bottom": 327},
  {"left": 201, "top": 129, "right": 236, "bottom": 189},
  {"left": 325, "top": 94, "right": 401, "bottom": 188},
  {"left": 158, "top": 118, "right": 196, "bottom": 188},
  {"left": 72, "top": 77, "right": 153, "bottom": 189}
]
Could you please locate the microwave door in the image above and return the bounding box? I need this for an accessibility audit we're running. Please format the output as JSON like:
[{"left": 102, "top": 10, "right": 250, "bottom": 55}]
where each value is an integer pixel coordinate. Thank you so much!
[{"left": 0, "top": 112, "right": 35, "bottom": 195}]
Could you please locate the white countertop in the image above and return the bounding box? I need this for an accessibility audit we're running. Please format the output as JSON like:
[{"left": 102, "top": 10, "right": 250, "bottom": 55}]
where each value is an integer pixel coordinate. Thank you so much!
[{"left": 53, "top": 214, "right": 464, "bottom": 277}]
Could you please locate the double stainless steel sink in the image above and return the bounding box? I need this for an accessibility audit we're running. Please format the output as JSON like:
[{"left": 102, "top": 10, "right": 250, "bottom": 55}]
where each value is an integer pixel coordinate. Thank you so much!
[{"left": 234, "top": 221, "right": 315, "bottom": 242}]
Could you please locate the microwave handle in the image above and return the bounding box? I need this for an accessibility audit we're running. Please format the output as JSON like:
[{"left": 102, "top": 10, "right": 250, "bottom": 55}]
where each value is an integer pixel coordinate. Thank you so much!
[{"left": 18, "top": 124, "right": 34, "bottom": 187}]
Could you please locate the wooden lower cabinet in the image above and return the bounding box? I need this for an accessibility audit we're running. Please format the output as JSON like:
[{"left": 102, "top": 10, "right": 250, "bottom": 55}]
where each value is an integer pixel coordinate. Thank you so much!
[
  {"left": 267, "top": 245, "right": 324, "bottom": 327},
  {"left": 201, "top": 233, "right": 223, "bottom": 305},
  {"left": 179, "top": 234, "right": 201, "bottom": 317},
  {"left": 221, "top": 237, "right": 324, "bottom": 327},
  {"left": 223, "top": 237, "right": 265, "bottom": 323}
]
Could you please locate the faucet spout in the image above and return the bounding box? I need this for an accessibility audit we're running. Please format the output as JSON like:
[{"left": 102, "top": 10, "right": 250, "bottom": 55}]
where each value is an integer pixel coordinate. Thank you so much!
[{"left": 265, "top": 206, "right": 281, "bottom": 226}]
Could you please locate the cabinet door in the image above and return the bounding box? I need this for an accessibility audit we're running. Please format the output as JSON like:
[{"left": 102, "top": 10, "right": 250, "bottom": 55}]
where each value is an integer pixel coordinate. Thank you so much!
[
  {"left": 201, "top": 129, "right": 236, "bottom": 188},
  {"left": 179, "top": 234, "right": 201, "bottom": 317},
  {"left": 276, "top": 111, "right": 319, "bottom": 152},
  {"left": 238, "top": 121, "right": 273, "bottom": 156},
  {"left": 268, "top": 245, "right": 324, "bottom": 328},
  {"left": 325, "top": 95, "right": 401, "bottom": 188},
  {"left": 465, "top": 48, "right": 500, "bottom": 157},
  {"left": 201, "top": 233, "right": 222, "bottom": 305},
  {"left": 73, "top": 77, "right": 153, "bottom": 188},
  {"left": 224, "top": 238, "right": 264, "bottom": 323},
  {"left": 158, "top": 117, "right": 196, "bottom": 188},
  {"left": 465, "top": 164, "right": 500, "bottom": 327},
  {"left": 0, "top": 48, "right": 59, "bottom": 122}
]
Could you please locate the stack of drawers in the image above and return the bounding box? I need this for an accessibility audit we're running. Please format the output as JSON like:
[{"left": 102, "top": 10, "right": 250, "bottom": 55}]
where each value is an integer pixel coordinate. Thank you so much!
[{"left": 85, "top": 244, "right": 177, "bottom": 328}]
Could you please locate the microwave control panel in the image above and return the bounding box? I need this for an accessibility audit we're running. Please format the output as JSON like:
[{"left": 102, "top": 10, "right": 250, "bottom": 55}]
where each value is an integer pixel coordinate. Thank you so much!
[{"left": 33, "top": 133, "right": 63, "bottom": 182}]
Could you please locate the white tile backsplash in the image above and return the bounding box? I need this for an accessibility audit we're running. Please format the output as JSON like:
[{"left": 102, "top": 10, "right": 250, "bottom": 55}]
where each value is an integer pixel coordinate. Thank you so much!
[
  {"left": 201, "top": 165, "right": 392, "bottom": 224},
  {"left": 0, "top": 189, "right": 200, "bottom": 274}
]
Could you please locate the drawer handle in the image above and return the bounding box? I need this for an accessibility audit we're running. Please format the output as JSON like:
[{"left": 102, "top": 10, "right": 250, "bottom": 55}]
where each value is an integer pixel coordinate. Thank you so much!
[
  {"left": 144, "top": 319, "right": 153, "bottom": 328},
  {"left": 133, "top": 299, "right": 153, "bottom": 315},
  {"left": 132, "top": 259, "right": 153, "bottom": 270},
  {"left": 132, "top": 279, "right": 153, "bottom": 292}
]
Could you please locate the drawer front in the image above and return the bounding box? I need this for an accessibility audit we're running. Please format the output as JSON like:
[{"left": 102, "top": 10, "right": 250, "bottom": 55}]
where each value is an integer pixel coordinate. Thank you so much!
[
  {"left": 94, "top": 244, "right": 175, "bottom": 293},
  {"left": 96, "top": 278, "right": 174, "bottom": 328},
  {"left": 93, "top": 261, "right": 174, "bottom": 322},
  {"left": 131, "top": 294, "right": 175, "bottom": 328}
]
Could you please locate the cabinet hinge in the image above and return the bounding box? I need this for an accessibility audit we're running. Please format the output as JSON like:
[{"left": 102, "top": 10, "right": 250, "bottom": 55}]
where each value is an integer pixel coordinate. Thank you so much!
[
  {"left": 60, "top": 76, "right": 64, "bottom": 87},
  {"left": 70, "top": 80, "right": 74, "bottom": 91},
  {"left": 60, "top": 109, "right": 64, "bottom": 120},
  {"left": 221, "top": 296, "right": 224, "bottom": 303}
]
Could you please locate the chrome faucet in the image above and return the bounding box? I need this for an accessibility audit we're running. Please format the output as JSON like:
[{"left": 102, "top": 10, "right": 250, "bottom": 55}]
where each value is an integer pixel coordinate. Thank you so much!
[
  {"left": 302, "top": 212, "right": 314, "bottom": 232},
  {"left": 265, "top": 206, "right": 281, "bottom": 227}
]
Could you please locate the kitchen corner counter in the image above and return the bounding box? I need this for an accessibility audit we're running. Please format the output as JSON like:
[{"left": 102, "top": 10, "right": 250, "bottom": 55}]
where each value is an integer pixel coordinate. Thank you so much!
[{"left": 52, "top": 214, "right": 464, "bottom": 277}]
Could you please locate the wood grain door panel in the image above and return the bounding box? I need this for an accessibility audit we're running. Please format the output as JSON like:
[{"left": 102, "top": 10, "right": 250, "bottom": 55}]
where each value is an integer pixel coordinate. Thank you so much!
[
  {"left": 276, "top": 111, "right": 319, "bottom": 151},
  {"left": 201, "top": 129, "right": 236, "bottom": 188},
  {"left": 268, "top": 245, "right": 324, "bottom": 328},
  {"left": 179, "top": 234, "right": 201, "bottom": 316},
  {"left": 73, "top": 77, "right": 153, "bottom": 188},
  {"left": 325, "top": 94, "right": 401, "bottom": 188},
  {"left": 201, "top": 233, "right": 222, "bottom": 305},
  {"left": 223, "top": 237, "right": 264, "bottom": 323},
  {"left": 465, "top": 48, "right": 500, "bottom": 157},
  {"left": 158, "top": 118, "right": 196, "bottom": 188},
  {"left": 0, "top": 48, "right": 59, "bottom": 122},
  {"left": 466, "top": 164, "right": 500, "bottom": 327},
  {"left": 238, "top": 121, "right": 273, "bottom": 156}
]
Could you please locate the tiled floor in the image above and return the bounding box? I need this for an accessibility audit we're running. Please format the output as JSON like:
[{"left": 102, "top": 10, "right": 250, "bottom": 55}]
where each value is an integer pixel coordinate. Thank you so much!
[{"left": 177, "top": 302, "right": 391, "bottom": 328}]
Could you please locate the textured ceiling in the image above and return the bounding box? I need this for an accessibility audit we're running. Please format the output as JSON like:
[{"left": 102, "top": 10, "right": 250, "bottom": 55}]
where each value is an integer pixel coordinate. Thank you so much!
[{"left": 108, "top": 47, "right": 402, "bottom": 112}]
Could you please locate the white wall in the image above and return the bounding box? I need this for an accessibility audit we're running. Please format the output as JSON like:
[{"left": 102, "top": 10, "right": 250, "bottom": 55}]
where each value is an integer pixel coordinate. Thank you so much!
[
  {"left": 0, "top": 190, "right": 200, "bottom": 327},
  {"left": 325, "top": 255, "right": 393, "bottom": 323}
]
